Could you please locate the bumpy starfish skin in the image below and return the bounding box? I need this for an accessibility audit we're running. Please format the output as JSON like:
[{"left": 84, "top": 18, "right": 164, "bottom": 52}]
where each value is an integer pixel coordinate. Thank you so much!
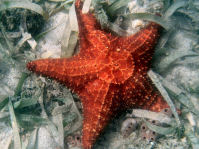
[{"left": 27, "top": 0, "right": 168, "bottom": 148}]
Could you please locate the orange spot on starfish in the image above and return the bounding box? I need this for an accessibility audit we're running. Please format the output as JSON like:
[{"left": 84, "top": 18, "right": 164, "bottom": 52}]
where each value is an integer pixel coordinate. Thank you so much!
[{"left": 27, "top": 0, "right": 169, "bottom": 148}]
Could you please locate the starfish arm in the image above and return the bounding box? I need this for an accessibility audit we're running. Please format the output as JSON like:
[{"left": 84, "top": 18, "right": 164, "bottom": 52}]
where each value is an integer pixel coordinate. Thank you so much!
[
  {"left": 75, "top": 0, "right": 100, "bottom": 33},
  {"left": 75, "top": 0, "right": 111, "bottom": 58},
  {"left": 121, "top": 74, "right": 168, "bottom": 112},
  {"left": 78, "top": 30, "right": 111, "bottom": 59},
  {"left": 113, "top": 22, "right": 161, "bottom": 56},
  {"left": 79, "top": 79, "right": 114, "bottom": 149},
  {"left": 26, "top": 56, "right": 109, "bottom": 78}
]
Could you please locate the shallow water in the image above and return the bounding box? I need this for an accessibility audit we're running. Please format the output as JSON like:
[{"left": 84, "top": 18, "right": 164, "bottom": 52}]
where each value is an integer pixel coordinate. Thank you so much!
[{"left": 0, "top": 0, "right": 199, "bottom": 149}]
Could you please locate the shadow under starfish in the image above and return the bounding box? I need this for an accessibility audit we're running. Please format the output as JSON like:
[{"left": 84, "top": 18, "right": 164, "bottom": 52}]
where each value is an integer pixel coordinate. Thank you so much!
[{"left": 27, "top": 0, "right": 169, "bottom": 148}]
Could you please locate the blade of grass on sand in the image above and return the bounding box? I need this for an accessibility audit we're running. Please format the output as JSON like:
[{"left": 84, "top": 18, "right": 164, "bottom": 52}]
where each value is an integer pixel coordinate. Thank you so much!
[
  {"left": 8, "top": 100, "right": 22, "bottom": 149},
  {"left": 164, "top": 0, "right": 187, "bottom": 19},
  {"left": 0, "top": 1, "right": 48, "bottom": 19},
  {"left": 26, "top": 129, "right": 39, "bottom": 149},
  {"left": 144, "top": 119, "right": 176, "bottom": 135},
  {"left": 0, "top": 96, "right": 9, "bottom": 111},
  {"left": 61, "top": 1, "right": 78, "bottom": 58},
  {"left": 14, "top": 73, "right": 28, "bottom": 97},
  {"left": 82, "top": 0, "right": 92, "bottom": 14},
  {"left": 148, "top": 70, "right": 181, "bottom": 127},
  {"left": 52, "top": 103, "right": 64, "bottom": 148},
  {"left": 132, "top": 109, "right": 174, "bottom": 125},
  {"left": 17, "top": 114, "right": 48, "bottom": 126},
  {"left": 13, "top": 97, "right": 38, "bottom": 109},
  {"left": 124, "top": 13, "right": 171, "bottom": 30}
]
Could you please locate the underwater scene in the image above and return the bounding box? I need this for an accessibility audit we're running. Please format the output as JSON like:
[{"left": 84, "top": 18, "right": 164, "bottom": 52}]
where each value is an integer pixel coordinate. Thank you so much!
[{"left": 0, "top": 0, "right": 199, "bottom": 149}]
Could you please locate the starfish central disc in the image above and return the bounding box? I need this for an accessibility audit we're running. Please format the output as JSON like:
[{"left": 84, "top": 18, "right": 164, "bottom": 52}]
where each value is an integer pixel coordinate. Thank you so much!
[{"left": 98, "top": 50, "right": 134, "bottom": 84}]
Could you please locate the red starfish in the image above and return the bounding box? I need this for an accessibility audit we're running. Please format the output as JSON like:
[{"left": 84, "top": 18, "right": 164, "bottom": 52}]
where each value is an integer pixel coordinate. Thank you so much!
[{"left": 27, "top": 0, "right": 168, "bottom": 148}]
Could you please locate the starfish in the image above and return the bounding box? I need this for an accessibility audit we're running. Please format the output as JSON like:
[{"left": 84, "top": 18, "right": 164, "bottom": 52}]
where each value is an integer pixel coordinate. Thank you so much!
[{"left": 27, "top": 0, "right": 169, "bottom": 148}]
